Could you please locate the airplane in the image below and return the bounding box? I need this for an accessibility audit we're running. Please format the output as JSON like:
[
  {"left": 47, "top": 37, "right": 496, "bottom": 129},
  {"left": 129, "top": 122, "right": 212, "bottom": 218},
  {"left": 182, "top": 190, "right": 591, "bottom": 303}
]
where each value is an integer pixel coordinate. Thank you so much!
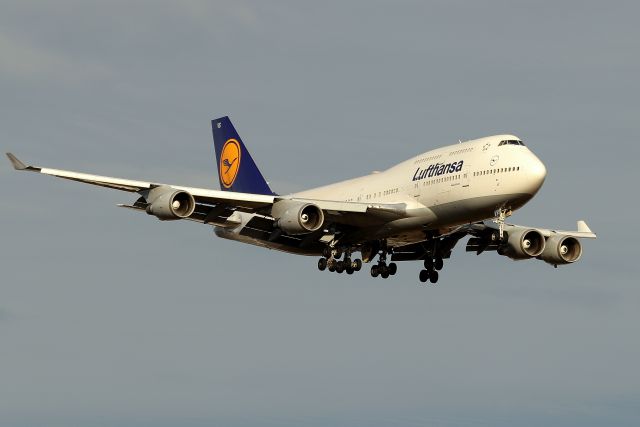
[{"left": 6, "top": 116, "right": 596, "bottom": 284}]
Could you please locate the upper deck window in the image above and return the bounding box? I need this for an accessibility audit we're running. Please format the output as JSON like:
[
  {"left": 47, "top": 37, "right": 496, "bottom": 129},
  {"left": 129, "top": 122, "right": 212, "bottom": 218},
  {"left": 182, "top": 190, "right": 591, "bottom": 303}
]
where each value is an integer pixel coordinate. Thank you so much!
[{"left": 498, "top": 139, "right": 525, "bottom": 147}]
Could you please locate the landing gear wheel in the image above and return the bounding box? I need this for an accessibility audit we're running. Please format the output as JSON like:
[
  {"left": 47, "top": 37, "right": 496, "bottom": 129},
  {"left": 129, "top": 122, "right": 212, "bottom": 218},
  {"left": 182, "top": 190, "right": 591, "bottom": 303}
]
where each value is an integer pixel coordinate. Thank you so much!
[
  {"left": 429, "top": 270, "right": 439, "bottom": 284},
  {"left": 370, "top": 265, "right": 379, "bottom": 277},
  {"left": 381, "top": 267, "right": 390, "bottom": 279},
  {"left": 423, "top": 258, "right": 433, "bottom": 270},
  {"left": 388, "top": 263, "right": 397, "bottom": 275},
  {"left": 346, "top": 267, "right": 354, "bottom": 275},
  {"left": 336, "top": 261, "right": 345, "bottom": 273},
  {"left": 328, "top": 259, "right": 336, "bottom": 272},
  {"left": 344, "top": 257, "right": 351, "bottom": 267},
  {"left": 419, "top": 269, "right": 429, "bottom": 283},
  {"left": 353, "top": 259, "right": 362, "bottom": 271},
  {"left": 434, "top": 257, "right": 444, "bottom": 271},
  {"left": 318, "top": 258, "right": 327, "bottom": 271},
  {"left": 322, "top": 247, "right": 332, "bottom": 259},
  {"left": 332, "top": 247, "right": 343, "bottom": 259}
]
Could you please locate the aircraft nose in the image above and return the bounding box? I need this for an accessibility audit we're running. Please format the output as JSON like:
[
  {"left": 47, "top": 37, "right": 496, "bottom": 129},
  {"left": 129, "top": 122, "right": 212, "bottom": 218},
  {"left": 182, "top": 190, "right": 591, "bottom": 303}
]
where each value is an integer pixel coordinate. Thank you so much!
[{"left": 526, "top": 153, "right": 547, "bottom": 194}]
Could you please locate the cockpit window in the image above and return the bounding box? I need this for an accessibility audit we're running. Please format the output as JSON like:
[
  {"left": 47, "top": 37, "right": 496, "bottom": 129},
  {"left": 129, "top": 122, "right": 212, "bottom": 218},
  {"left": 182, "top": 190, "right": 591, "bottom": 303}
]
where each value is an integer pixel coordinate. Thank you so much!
[{"left": 498, "top": 139, "right": 525, "bottom": 147}]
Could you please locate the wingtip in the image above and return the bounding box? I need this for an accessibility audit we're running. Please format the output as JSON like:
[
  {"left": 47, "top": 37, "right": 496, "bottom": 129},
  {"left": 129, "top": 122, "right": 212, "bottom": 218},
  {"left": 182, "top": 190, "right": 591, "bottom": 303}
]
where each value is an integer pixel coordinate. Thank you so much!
[
  {"left": 6, "top": 153, "right": 27, "bottom": 170},
  {"left": 577, "top": 220, "right": 592, "bottom": 233}
]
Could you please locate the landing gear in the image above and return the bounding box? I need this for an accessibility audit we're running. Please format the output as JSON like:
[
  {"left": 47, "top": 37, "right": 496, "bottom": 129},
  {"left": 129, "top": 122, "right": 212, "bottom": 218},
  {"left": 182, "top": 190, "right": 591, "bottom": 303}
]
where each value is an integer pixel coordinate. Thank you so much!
[
  {"left": 419, "top": 269, "right": 439, "bottom": 284},
  {"left": 419, "top": 256, "right": 443, "bottom": 284},
  {"left": 493, "top": 207, "right": 513, "bottom": 241},
  {"left": 371, "top": 263, "right": 396, "bottom": 279},
  {"left": 318, "top": 240, "right": 398, "bottom": 280},
  {"left": 369, "top": 242, "right": 397, "bottom": 280},
  {"left": 318, "top": 245, "right": 362, "bottom": 276}
]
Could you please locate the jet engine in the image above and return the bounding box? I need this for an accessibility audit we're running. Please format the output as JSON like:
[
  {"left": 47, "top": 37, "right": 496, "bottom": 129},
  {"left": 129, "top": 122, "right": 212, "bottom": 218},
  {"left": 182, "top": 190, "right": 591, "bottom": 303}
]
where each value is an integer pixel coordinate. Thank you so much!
[
  {"left": 145, "top": 186, "right": 196, "bottom": 220},
  {"left": 498, "top": 227, "right": 546, "bottom": 260},
  {"left": 538, "top": 235, "right": 582, "bottom": 266},
  {"left": 271, "top": 200, "right": 324, "bottom": 235}
]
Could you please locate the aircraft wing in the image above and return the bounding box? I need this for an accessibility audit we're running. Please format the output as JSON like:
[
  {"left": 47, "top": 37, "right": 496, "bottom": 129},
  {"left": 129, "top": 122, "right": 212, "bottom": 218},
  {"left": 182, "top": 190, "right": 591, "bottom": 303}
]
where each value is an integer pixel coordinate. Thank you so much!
[{"left": 6, "top": 153, "right": 407, "bottom": 225}]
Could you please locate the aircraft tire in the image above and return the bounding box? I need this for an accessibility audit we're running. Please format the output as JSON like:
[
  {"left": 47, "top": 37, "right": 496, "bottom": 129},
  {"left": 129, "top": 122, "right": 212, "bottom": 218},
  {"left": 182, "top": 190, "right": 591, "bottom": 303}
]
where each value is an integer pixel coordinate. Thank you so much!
[
  {"left": 322, "top": 247, "right": 332, "bottom": 258},
  {"left": 434, "top": 257, "right": 444, "bottom": 271},
  {"left": 371, "top": 265, "right": 379, "bottom": 277},
  {"left": 419, "top": 269, "right": 429, "bottom": 283},
  {"left": 336, "top": 261, "right": 345, "bottom": 273},
  {"left": 318, "top": 258, "right": 327, "bottom": 271},
  {"left": 424, "top": 258, "right": 433, "bottom": 270},
  {"left": 429, "top": 270, "right": 439, "bottom": 283},
  {"left": 388, "top": 263, "right": 397, "bottom": 275}
]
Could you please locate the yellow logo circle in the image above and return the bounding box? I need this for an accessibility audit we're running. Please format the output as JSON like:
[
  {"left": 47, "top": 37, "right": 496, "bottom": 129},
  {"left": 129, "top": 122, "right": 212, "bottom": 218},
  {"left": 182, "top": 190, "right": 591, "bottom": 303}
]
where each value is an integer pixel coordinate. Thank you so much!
[{"left": 220, "top": 139, "right": 241, "bottom": 188}]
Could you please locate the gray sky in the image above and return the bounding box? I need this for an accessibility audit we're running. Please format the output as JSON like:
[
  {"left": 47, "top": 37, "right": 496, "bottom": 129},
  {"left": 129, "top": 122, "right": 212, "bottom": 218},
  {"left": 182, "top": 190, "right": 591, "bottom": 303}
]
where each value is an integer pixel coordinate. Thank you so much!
[{"left": 1, "top": 1, "right": 639, "bottom": 426}]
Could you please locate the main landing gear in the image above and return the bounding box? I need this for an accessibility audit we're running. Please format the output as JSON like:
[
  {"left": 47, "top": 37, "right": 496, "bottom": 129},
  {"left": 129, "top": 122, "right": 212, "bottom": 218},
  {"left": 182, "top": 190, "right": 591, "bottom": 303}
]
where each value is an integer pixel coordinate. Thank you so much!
[
  {"left": 317, "top": 239, "right": 450, "bottom": 284},
  {"left": 317, "top": 246, "right": 362, "bottom": 275},
  {"left": 317, "top": 241, "right": 397, "bottom": 278},
  {"left": 418, "top": 256, "right": 443, "bottom": 284},
  {"left": 369, "top": 247, "right": 397, "bottom": 280}
]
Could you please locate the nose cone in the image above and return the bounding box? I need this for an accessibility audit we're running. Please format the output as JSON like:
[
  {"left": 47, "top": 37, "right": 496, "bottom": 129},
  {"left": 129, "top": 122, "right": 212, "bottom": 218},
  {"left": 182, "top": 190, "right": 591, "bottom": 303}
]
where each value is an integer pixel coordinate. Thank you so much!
[{"left": 525, "top": 153, "right": 547, "bottom": 195}]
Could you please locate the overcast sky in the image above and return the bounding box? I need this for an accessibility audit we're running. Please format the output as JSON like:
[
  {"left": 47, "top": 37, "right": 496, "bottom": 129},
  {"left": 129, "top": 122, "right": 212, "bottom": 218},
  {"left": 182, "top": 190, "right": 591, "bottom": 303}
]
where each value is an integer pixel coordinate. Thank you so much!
[{"left": 2, "top": 1, "right": 639, "bottom": 426}]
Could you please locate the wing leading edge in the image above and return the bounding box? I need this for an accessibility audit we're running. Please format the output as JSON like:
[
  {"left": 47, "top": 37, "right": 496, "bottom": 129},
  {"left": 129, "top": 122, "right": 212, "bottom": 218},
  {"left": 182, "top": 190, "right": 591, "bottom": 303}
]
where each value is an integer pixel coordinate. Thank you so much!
[{"left": 5, "top": 153, "right": 409, "bottom": 224}]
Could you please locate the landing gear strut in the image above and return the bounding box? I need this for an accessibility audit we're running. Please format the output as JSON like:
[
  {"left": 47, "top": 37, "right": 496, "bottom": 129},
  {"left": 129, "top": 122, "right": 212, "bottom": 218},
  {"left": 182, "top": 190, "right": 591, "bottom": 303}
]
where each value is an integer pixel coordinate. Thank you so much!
[{"left": 493, "top": 207, "right": 513, "bottom": 241}]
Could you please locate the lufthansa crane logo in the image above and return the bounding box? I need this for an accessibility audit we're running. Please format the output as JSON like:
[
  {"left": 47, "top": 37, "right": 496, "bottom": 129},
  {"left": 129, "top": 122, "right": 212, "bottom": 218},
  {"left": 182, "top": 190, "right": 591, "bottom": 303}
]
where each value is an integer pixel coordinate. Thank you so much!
[{"left": 220, "top": 139, "right": 241, "bottom": 188}]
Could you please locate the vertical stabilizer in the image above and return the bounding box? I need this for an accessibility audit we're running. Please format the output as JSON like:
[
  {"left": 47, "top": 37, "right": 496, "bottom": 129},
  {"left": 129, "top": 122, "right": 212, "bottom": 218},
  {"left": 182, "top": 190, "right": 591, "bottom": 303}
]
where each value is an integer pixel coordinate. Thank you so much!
[{"left": 211, "top": 116, "right": 274, "bottom": 195}]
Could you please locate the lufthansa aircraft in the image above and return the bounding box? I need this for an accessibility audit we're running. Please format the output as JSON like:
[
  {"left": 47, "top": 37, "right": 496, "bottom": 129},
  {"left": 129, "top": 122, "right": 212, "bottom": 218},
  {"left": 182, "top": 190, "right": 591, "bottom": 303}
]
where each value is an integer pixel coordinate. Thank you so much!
[{"left": 7, "top": 116, "right": 596, "bottom": 283}]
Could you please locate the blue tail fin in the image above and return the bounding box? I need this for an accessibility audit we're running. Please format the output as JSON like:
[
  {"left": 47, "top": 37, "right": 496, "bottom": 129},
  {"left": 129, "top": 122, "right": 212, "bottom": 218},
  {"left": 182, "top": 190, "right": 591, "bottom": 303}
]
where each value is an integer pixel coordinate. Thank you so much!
[{"left": 211, "top": 116, "right": 275, "bottom": 195}]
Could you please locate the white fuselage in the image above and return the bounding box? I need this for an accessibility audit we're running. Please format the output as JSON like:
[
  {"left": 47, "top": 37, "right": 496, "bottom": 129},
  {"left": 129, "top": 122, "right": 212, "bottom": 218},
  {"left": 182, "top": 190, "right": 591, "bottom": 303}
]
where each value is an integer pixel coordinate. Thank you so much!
[
  {"left": 215, "top": 134, "right": 547, "bottom": 252},
  {"left": 292, "top": 134, "right": 546, "bottom": 241}
]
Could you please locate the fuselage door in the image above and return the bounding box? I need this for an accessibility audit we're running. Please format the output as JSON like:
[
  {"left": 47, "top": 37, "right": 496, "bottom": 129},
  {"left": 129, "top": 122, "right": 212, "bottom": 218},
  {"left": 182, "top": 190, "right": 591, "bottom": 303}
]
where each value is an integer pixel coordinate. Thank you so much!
[
  {"left": 412, "top": 181, "right": 421, "bottom": 199},
  {"left": 462, "top": 166, "right": 470, "bottom": 189}
]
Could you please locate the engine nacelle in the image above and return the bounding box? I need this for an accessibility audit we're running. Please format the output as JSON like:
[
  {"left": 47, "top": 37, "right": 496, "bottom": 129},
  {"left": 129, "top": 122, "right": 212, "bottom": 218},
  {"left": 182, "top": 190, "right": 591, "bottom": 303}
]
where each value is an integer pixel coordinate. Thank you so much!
[
  {"left": 498, "top": 227, "right": 546, "bottom": 260},
  {"left": 271, "top": 200, "right": 324, "bottom": 235},
  {"left": 538, "top": 235, "right": 582, "bottom": 266},
  {"left": 145, "top": 187, "right": 196, "bottom": 221}
]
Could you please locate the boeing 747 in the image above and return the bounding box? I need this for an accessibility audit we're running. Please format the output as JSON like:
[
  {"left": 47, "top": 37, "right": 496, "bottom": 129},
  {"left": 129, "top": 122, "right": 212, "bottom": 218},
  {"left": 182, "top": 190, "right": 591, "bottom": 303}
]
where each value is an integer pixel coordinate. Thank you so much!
[{"left": 7, "top": 116, "right": 596, "bottom": 283}]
